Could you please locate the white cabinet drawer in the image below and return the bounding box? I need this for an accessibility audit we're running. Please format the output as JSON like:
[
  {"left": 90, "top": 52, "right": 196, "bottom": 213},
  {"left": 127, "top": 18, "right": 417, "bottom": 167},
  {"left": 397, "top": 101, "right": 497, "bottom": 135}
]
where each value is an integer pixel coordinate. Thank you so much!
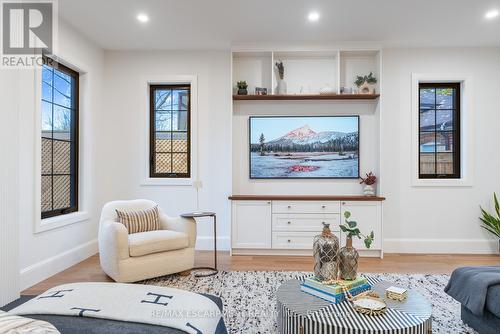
[
  {"left": 272, "top": 201, "right": 340, "bottom": 214},
  {"left": 272, "top": 231, "right": 341, "bottom": 250},
  {"left": 272, "top": 214, "right": 340, "bottom": 232}
]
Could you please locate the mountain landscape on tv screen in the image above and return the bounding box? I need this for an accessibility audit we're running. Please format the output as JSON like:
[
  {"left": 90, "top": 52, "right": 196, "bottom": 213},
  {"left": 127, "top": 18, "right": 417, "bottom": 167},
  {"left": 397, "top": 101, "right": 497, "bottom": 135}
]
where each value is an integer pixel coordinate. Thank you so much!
[{"left": 250, "top": 122, "right": 359, "bottom": 179}]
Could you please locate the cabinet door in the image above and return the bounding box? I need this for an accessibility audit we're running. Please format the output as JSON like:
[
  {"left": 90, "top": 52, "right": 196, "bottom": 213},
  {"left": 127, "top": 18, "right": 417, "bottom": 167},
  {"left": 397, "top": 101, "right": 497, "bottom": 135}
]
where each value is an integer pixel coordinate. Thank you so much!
[
  {"left": 340, "top": 201, "right": 382, "bottom": 250},
  {"left": 232, "top": 201, "right": 272, "bottom": 249}
]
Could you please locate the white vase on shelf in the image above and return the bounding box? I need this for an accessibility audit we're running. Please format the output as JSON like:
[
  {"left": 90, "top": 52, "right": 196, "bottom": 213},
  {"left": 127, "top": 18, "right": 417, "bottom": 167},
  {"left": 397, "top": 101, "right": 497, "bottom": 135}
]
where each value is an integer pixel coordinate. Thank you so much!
[
  {"left": 276, "top": 80, "right": 287, "bottom": 94},
  {"left": 363, "top": 184, "right": 375, "bottom": 196}
]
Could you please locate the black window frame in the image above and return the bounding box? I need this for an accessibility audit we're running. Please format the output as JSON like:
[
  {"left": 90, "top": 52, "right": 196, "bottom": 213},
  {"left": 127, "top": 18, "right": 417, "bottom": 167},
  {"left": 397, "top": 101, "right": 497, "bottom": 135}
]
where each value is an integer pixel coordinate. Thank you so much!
[
  {"left": 41, "top": 56, "right": 79, "bottom": 219},
  {"left": 149, "top": 84, "right": 191, "bottom": 178},
  {"left": 418, "top": 82, "right": 461, "bottom": 179}
]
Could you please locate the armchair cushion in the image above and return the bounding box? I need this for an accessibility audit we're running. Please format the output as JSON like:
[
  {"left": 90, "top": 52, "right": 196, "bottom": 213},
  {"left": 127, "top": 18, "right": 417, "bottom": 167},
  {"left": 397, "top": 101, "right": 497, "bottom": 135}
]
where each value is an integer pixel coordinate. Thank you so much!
[
  {"left": 116, "top": 206, "right": 160, "bottom": 234},
  {"left": 128, "top": 230, "right": 189, "bottom": 257}
]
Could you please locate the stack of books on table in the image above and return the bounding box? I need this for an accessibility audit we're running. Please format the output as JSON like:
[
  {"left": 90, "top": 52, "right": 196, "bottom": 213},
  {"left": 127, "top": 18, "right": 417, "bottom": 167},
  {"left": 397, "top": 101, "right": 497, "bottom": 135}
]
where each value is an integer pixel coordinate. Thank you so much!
[{"left": 300, "top": 275, "right": 371, "bottom": 304}]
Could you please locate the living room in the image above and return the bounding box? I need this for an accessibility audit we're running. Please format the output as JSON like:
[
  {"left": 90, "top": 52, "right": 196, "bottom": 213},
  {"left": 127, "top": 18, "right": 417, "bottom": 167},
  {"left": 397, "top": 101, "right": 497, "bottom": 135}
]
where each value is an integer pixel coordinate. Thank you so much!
[{"left": 1, "top": 0, "right": 500, "bottom": 333}]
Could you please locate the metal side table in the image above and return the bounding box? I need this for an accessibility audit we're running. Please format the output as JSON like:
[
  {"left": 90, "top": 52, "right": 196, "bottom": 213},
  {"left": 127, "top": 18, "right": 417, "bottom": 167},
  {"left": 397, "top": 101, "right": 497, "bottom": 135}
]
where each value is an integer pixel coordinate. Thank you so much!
[{"left": 180, "top": 211, "right": 218, "bottom": 277}]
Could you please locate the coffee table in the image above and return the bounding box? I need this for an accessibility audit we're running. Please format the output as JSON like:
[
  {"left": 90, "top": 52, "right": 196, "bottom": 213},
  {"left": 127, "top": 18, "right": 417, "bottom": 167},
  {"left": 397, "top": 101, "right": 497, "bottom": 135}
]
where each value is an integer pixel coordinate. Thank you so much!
[{"left": 277, "top": 276, "right": 432, "bottom": 334}]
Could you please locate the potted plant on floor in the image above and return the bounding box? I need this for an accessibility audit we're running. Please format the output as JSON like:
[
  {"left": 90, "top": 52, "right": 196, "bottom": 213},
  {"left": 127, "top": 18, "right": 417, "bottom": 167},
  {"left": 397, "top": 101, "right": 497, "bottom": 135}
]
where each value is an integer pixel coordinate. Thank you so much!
[
  {"left": 338, "top": 211, "right": 374, "bottom": 280},
  {"left": 479, "top": 193, "right": 500, "bottom": 253}
]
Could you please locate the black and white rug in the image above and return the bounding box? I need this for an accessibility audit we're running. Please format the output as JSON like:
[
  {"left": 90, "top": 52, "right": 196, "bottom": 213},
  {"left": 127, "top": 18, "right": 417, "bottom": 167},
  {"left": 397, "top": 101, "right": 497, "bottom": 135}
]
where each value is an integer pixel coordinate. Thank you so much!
[{"left": 142, "top": 271, "right": 476, "bottom": 333}]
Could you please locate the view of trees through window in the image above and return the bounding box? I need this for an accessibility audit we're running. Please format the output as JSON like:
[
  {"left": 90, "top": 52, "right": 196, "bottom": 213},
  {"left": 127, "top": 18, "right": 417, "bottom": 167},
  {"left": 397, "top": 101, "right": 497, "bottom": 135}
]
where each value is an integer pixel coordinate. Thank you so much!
[
  {"left": 150, "top": 85, "right": 190, "bottom": 178},
  {"left": 41, "top": 58, "right": 79, "bottom": 218},
  {"left": 419, "top": 83, "right": 460, "bottom": 179}
]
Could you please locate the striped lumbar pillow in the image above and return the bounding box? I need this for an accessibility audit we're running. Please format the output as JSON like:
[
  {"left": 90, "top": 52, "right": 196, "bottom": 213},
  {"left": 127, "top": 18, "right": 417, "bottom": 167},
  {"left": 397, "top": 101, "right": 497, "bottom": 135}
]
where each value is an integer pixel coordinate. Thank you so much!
[{"left": 116, "top": 206, "right": 161, "bottom": 234}]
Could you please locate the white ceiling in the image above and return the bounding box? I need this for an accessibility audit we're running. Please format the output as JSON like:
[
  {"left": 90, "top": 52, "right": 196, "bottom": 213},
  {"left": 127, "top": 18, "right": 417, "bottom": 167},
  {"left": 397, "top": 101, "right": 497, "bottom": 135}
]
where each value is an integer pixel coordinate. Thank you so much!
[{"left": 59, "top": 0, "right": 500, "bottom": 50}]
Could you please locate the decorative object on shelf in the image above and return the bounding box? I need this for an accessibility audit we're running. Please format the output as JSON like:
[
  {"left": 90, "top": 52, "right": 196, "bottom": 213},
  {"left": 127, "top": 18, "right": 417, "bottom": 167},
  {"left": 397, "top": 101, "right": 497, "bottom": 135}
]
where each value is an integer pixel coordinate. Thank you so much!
[
  {"left": 386, "top": 286, "right": 408, "bottom": 301},
  {"left": 275, "top": 60, "right": 287, "bottom": 94},
  {"left": 236, "top": 81, "right": 248, "bottom": 95},
  {"left": 359, "top": 171, "right": 377, "bottom": 196},
  {"left": 313, "top": 223, "right": 340, "bottom": 281},
  {"left": 351, "top": 291, "right": 387, "bottom": 316},
  {"left": 255, "top": 87, "right": 267, "bottom": 95},
  {"left": 354, "top": 72, "right": 377, "bottom": 94},
  {"left": 338, "top": 211, "right": 374, "bottom": 280},
  {"left": 479, "top": 192, "right": 500, "bottom": 253},
  {"left": 319, "top": 83, "right": 335, "bottom": 95},
  {"left": 340, "top": 87, "right": 353, "bottom": 94}
]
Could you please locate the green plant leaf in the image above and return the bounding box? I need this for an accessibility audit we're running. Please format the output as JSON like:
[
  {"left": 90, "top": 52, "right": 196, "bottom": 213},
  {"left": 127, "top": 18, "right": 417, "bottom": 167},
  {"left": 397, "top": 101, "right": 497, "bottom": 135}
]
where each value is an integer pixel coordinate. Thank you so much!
[
  {"left": 339, "top": 225, "right": 348, "bottom": 232},
  {"left": 344, "top": 211, "right": 351, "bottom": 219},
  {"left": 364, "top": 237, "right": 373, "bottom": 249},
  {"left": 494, "top": 193, "right": 500, "bottom": 219},
  {"left": 347, "top": 220, "right": 357, "bottom": 228}
]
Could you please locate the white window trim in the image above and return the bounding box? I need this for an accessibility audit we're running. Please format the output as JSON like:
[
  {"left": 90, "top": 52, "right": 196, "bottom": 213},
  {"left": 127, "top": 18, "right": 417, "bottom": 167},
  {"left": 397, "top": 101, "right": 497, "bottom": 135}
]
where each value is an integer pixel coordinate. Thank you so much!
[
  {"left": 411, "top": 73, "right": 475, "bottom": 187},
  {"left": 140, "top": 75, "right": 198, "bottom": 186},
  {"left": 34, "top": 55, "right": 92, "bottom": 233}
]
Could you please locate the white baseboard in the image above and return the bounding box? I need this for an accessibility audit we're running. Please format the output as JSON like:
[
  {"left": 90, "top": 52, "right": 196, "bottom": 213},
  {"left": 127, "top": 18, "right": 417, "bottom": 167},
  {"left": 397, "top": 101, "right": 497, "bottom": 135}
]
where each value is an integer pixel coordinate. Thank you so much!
[
  {"left": 195, "top": 236, "right": 230, "bottom": 251},
  {"left": 384, "top": 238, "right": 498, "bottom": 254},
  {"left": 20, "top": 239, "right": 98, "bottom": 291}
]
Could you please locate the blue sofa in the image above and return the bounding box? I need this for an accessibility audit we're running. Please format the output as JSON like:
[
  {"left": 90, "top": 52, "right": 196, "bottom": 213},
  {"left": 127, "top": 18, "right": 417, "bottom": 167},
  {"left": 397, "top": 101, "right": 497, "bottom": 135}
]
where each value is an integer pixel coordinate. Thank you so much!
[{"left": 445, "top": 266, "right": 500, "bottom": 334}]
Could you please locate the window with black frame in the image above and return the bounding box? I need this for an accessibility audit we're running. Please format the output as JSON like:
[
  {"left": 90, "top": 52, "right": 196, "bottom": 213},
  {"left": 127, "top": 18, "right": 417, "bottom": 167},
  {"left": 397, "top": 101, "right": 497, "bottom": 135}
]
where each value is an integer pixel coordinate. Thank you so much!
[
  {"left": 419, "top": 83, "right": 460, "bottom": 179},
  {"left": 41, "top": 57, "right": 79, "bottom": 219},
  {"left": 150, "top": 85, "right": 191, "bottom": 178}
]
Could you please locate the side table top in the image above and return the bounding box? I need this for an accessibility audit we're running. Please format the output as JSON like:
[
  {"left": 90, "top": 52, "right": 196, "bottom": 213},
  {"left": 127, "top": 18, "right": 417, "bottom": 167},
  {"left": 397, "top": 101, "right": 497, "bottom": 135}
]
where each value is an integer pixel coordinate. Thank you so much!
[{"left": 181, "top": 212, "right": 216, "bottom": 218}]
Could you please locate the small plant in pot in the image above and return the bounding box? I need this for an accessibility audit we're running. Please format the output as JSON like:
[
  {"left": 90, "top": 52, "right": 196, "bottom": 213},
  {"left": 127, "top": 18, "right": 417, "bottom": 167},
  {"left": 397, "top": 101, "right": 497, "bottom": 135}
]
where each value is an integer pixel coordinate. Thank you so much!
[
  {"left": 360, "top": 172, "right": 377, "bottom": 196},
  {"left": 479, "top": 193, "right": 500, "bottom": 253},
  {"left": 355, "top": 72, "right": 377, "bottom": 94},
  {"left": 338, "top": 211, "right": 374, "bottom": 280},
  {"left": 237, "top": 81, "right": 248, "bottom": 95}
]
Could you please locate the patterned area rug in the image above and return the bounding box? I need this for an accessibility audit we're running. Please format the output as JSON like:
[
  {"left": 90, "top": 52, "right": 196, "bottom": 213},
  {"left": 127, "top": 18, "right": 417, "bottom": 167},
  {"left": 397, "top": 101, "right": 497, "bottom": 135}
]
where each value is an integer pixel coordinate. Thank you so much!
[{"left": 142, "top": 271, "right": 476, "bottom": 333}]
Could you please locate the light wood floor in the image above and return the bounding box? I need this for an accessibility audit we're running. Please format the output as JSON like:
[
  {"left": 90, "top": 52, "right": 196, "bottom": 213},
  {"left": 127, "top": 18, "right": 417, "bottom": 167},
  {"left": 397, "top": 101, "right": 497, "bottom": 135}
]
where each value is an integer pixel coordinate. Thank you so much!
[{"left": 23, "top": 252, "right": 500, "bottom": 295}]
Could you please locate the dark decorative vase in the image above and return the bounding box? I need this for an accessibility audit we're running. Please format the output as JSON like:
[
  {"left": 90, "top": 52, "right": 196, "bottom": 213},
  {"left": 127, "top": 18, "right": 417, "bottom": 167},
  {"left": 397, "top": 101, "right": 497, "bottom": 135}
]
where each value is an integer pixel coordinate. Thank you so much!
[
  {"left": 237, "top": 88, "right": 248, "bottom": 95},
  {"left": 338, "top": 237, "right": 359, "bottom": 280},
  {"left": 313, "top": 223, "right": 339, "bottom": 281}
]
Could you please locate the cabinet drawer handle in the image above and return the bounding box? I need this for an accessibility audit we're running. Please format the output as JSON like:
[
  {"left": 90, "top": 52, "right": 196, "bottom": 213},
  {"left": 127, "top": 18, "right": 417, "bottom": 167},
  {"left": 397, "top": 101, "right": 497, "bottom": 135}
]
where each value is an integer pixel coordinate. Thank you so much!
[
  {"left": 342, "top": 202, "right": 346, "bottom": 205},
  {"left": 267, "top": 201, "right": 271, "bottom": 204},
  {"left": 322, "top": 205, "right": 326, "bottom": 208},
  {"left": 287, "top": 239, "right": 291, "bottom": 243},
  {"left": 287, "top": 205, "right": 291, "bottom": 209},
  {"left": 287, "top": 221, "right": 291, "bottom": 224}
]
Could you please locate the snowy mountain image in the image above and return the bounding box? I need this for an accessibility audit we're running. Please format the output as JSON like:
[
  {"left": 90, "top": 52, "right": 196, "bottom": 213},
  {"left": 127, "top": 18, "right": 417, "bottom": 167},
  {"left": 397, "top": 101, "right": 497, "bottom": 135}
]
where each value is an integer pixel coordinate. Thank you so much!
[{"left": 249, "top": 117, "right": 359, "bottom": 179}]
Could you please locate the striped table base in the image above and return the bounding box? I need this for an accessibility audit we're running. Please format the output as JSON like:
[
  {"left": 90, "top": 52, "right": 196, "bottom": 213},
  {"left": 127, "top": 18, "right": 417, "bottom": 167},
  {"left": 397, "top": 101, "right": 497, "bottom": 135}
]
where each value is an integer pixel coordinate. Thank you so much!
[{"left": 277, "top": 276, "right": 432, "bottom": 334}]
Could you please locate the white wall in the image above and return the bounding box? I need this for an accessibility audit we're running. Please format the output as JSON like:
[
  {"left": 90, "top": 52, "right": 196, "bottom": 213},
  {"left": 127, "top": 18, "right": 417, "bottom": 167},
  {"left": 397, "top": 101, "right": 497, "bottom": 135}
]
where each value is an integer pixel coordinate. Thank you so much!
[
  {"left": 0, "top": 70, "right": 20, "bottom": 305},
  {"left": 232, "top": 100, "right": 380, "bottom": 195},
  {"left": 18, "top": 20, "right": 104, "bottom": 290},
  {"left": 99, "top": 50, "right": 232, "bottom": 250},
  {"left": 381, "top": 47, "right": 500, "bottom": 253}
]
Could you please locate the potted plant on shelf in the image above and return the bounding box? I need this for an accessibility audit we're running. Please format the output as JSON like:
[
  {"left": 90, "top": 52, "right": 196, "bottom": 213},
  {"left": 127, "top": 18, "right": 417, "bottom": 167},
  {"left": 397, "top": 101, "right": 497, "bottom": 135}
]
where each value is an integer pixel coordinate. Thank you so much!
[
  {"left": 355, "top": 72, "right": 377, "bottom": 94},
  {"left": 479, "top": 193, "right": 500, "bottom": 253},
  {"left": 360, "top": 172, "right": 377, "bottom": 196},
  {"left": 237, "top": 81, "right": 248, "bottom": 95},
  {"left": 338, "top": 211, "right": 374, "bottom": 280},
  {"left": 275, "top": 61, "right": 287, "bottom": 94}
]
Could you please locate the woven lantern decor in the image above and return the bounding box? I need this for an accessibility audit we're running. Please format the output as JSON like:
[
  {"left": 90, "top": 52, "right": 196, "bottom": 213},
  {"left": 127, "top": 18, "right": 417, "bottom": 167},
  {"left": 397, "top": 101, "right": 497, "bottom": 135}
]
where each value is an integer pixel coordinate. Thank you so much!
[
  {"left": 313, "top": 223, "right": 340, "bottom": 281},
  {"left": 338, "top": 237, "right": 359, "bottom": 280}
]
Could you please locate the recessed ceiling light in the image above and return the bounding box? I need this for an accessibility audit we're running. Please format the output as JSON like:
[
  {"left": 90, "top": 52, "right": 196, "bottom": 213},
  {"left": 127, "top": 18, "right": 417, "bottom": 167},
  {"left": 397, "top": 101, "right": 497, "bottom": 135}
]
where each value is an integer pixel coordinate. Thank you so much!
[
  {"left": 485, "top": 9, "right": 499, "bottom": 19},
  {"left": 137, "top": 13, "right": 149, "bottom": 23},
  {"left": 308, "top": 11, "right": 320, "bottom": 22}
]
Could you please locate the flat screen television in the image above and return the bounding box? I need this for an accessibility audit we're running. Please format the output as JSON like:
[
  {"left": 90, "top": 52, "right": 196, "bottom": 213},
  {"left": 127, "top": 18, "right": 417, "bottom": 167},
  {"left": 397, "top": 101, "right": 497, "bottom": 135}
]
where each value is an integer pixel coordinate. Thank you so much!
[{"left": 249, "top": 116, "right": 359, "bottom": 179}]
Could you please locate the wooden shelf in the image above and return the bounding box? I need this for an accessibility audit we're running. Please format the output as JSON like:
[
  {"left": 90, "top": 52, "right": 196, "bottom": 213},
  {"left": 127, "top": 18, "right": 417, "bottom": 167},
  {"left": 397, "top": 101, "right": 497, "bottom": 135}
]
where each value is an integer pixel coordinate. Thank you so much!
[
  {"left": 233, "top": 94, "right": 380, "bottom": 101},
  {"left": 228, "top": 195, "right": 386, "bottom": 201}
]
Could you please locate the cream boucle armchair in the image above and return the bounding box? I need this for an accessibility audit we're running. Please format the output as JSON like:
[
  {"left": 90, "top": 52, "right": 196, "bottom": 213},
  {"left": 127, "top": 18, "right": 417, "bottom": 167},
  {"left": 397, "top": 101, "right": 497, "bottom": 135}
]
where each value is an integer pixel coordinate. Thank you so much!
[{"left": 98, "top": 199, "right": 196, "bottom": 282}]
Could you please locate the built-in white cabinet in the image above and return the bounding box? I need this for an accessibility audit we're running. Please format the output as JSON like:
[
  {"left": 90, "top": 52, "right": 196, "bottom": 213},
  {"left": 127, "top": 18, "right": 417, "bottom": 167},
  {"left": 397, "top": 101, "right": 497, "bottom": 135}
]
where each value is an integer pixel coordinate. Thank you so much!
[
  {"left": 230, "top": 197, "right": 384, "bottom": 257},
  {"left": 231, "top": 200, "right": 272, "bottom": 249}
]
